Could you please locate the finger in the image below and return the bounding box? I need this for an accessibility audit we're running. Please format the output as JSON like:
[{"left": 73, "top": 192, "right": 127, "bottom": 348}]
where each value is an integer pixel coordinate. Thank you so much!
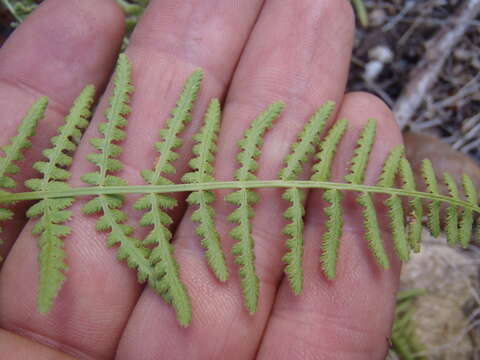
[
  {"left": 257, "top": 93, "right": 402, "bottom": 360},
  {"left": 116, "top": 1, "right": 354, "bottom": 359},
  {"left": 0, "top": 0, "right": 124, "bottom": 257},
  {"left": 0, "top": 0, "right": 264, "bottom": 358},
  {"left": 0, "top": 329, "right": 74, "bottom": 360}
]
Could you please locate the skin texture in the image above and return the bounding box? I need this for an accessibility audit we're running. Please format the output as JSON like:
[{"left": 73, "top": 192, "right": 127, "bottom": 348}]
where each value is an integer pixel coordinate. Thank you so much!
[{"left": 0, "top": 0, "right": 402, "bottom": 359}]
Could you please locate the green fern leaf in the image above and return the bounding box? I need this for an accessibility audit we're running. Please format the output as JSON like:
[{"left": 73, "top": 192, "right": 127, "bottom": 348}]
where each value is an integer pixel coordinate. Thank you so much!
[
  {"left": 321, "top": 188, "right": 343, "bottom": 279},
  {"left": 378, "top": 145, "right": 409, "bottom": 261},
  {"left": 459, "top": 174, "right": 477, "bottom": 248},
  {"left": 280, "top": 101, "right": 334, "bottom": 294},
  {"left": 0, "top": 96, "right": 47, "bottom": 188},
  {"left": 182, "top": 98, "right": 228, "bottom": 282},
  {"left": 309, "top": 116, "right": 349, "bottom": 280},
  {"left": 311, "top": 118, "right": 348, "bottom": 182},
  {"left": 0, "top": 96, "right": 47, "bottom": 246},
  {"left": 25, "top": 85, "right": 94, "bottom": 313},
  {"left": 357, "top": 191, "right": 390, "bottom": 268},
  {"left": 399, "top": 158, "right": 423, "bottom": 252},
  {"left": 226, "top": 101, "right": 284, "bottom": 314},
  {"left": 421, "top": 159, "right": 441, "bottom": 237},
  {"left": 81, "top": 54, "right": 154, "bottom": 286},
  {"left": 135, "top": 69, "right": 203, "bottom": 326},
  {"left": 345, "top": 118, "right": 376, "bottom": 185},
  {"left": 377, "top": 145, "right": 404, "bottom": 188},
  {"left": 345, "top": 119, "right": 390, "bottom": 268},
  {"left": 443, "top": 173, "right": 459, "bottom": 246},
  {"left": 347, "top": 120, "right": 390, "bottom": 267}
]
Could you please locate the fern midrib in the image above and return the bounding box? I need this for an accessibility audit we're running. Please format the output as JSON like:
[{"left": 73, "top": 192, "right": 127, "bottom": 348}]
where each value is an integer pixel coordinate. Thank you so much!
[
  {"left": 100, "top": 195, "right": 153, "bottom": 273},
  {"left": 7, "top": 180, "right": 480, "bottom": 213}
]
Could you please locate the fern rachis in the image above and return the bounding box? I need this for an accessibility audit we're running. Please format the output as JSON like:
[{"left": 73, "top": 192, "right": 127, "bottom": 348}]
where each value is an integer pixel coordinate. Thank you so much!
[{"left": 1, "top": 53, "right": 480, "bottom": 326}]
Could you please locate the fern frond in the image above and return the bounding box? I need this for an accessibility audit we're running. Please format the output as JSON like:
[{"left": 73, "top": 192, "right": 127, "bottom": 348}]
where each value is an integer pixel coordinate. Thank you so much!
[
  {"left": 399, "top": 158, "right": 423, "bottom": 252},
  {"left": 347, "top": 120, "right": 390, "bottom": 267},
  {"left": 0, "top": 96, "right": 47, "bottom": 246},
  {"left": 226, "top": 101, "right": 285, "bottom": 314},
  {"left": 26, "top": 85, "right": 94, "bottom": 313},
  {"left": 182, "top": 99, "right": 228, "bottom": 282},
  {"left": 459, "top": 174, "right": 477, "bottom": 248},
  {"left": 135, "top": 69, "right": 203, "bottom": 326},
  {"left": 443, "top": 173, "right": 459, "bottom": 246},
  {"left": 280, "top": 101, "right": 334, "bottom": 294},
  {"left": 378, "top": 145, "right": 409, "bottom": 261},
  {"left": 81, "top": 54, "right": 153, "bottom": 284},
  {"left": 421, "top": 159, "right": 441, "bottom": 237}
]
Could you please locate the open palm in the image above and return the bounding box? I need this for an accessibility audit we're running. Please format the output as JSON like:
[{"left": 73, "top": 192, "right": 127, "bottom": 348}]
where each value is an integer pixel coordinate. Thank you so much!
[{"left": 0, "top": 0, "right": 402, "bottom": 359}]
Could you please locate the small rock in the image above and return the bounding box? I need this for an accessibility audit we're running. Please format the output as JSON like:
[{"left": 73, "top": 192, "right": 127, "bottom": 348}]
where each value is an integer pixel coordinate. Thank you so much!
[
  {"left": 369, "top": 45, "right": 394, "bottom": 63},
  {"left": 364, "top": 60, "right": 384, "bottom": 82},
  {"left": 369, "top": 8, "right": 387, "bottom": 27}
]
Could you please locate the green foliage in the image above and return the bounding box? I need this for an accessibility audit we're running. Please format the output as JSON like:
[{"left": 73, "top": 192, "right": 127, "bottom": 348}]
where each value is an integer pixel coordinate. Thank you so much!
[
  {"left": 379, "top": 146, "right": 410, "bottom": 262},
  {"left": 26, "top": 85, "right": 94, "bottom": 313},
  {"left": 460, "top": 174, "right": 476, "bottom": 248},
  {"left": 348, "top": 119, "right": 390, "bottom": 269},
  {"left": 2, "top": 53, "right": 480, "bottom": 326},
  {"left": 0, "top": 96, "right": 47, "bottom": 245},
  {"left": 135, "top": 68, "right": 203, "bottom": 327},
  {"left": 1, "top": 0, "right": 37, "bottom": 26},
  {"left": 310, "top": 117, "right": 348, "bottom": 280},
  {"left": 182, "top": 98, "right": 229, "bottom": 282},
  {"left": 444, "top": 172, "right": 459, "bottom": 246},
  {"left": 280, "top": 101, "right": 334, "bottom": 293},
  {"left": 226, "top": 101, "right": 284, "bottom": 314},
  {"left": 399, "top": 158, "right": 423, "bottom": 252},
  {"left": 422, "top": 159, "right": 441, "bottom": 237},
  {"left": 391, "top": 289, "right": 427, "bottom": 360},
  {"left": 81, "top": 54, "right": 154, "bottom": 287}
]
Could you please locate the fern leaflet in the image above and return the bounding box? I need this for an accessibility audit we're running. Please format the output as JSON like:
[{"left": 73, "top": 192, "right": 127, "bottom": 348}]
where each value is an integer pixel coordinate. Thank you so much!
[
  {"left": 379, "top": 145, "right": 410, "bottom": 262},
  {"left": 182, "top": 98, "right": 228, "bottom": 282},
  {"left": 0, "top": 96, "right": 47, "bottom": 243},
  {"left": 399, "top": 158, "right": 423, "bottom": 252},
  {"left": 280, "top": 101, "right": 334, "bottom": 293},
  {"left": 310, "top": 118, "right": 348, "bottom": 279},
  {"left": 26, "top": 85, "right": 94, "bottom": 313},
  {"left": 135, "top": 69, "right": 203, "bottom": 326},
  {"left": 459, "top": 174, "right": 477, "bottom": 247},
  {"left": 347, "top": 119, "right": 390, "bottom": 268},
  {"left": 421, "top": 159, "right": 441, "bottom": 237},
  {"left": 81, "top": 54, "right": 153, "bottom": 286},
  {"left": 443, "top": 172, "right": 459, "bottom": 246},
  {"left": 226, "top": 101, "right": 284, "bottom": 314}
]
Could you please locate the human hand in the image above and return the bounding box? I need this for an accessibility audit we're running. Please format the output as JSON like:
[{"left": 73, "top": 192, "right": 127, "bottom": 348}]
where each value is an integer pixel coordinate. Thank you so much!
[{"left": 0, "top": 0, "right": 401, "bottom": 359}]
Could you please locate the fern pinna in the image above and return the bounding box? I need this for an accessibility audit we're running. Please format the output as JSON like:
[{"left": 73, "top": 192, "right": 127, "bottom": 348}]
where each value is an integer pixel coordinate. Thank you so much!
[{"left": 1, "top": 53, "right": 480, "bottom": 326}]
